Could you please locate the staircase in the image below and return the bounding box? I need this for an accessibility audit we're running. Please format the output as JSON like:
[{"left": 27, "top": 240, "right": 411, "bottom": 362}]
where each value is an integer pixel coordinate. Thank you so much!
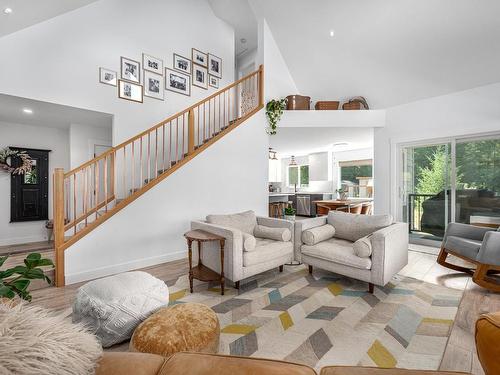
[{"left": 52, "top": 66, "right": 264, "bottom": 286}]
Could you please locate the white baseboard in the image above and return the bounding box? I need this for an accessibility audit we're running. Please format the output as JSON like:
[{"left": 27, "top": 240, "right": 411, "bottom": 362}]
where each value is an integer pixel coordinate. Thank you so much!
[
  {"left": 0, "top": 235, "right": 47, "bottom": 246},
  {"left": 65, "top": 250, "right": 187, "bottom": 285}
]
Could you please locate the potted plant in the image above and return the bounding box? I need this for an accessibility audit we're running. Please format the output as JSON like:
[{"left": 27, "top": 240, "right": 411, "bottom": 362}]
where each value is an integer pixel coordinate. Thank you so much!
[
  {"left": 0, "top": 253, "right": 54, "bottom": 302},
  {"left": 284, "top": 206, "right": 296, "bottom": 221},
  {"left": 336, "top": 188, "right": 348, "bottom": 201},
  {"left": 266, "top": 98, "right": 287, "bottom": 135}
]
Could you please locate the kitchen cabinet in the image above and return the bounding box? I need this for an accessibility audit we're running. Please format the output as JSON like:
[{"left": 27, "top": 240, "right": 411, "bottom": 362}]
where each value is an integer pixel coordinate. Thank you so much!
[
  {"left": 308, "top": 152, "right": 329, "bottom": 181},
  {"left": 268, "top": 159, "right": 281, "bottom": 182}
]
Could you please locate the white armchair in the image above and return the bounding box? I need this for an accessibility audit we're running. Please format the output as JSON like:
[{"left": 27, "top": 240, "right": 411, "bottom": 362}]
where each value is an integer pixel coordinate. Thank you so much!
[
  {"left": 191, "top": 211, "right": 294, "bottom": 288},
  {"left": 295, "top": 211, "right": 408, "bottom": 292}
]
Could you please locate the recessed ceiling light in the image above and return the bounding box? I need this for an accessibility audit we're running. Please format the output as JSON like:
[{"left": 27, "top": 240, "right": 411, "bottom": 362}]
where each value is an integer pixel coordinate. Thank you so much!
[
  {"left": 4, "top": 7, "right": 13, "bottom": 14},
  {"left": 333, "top": 142, "right": 348, "bottom": 147},
  {"left": 23, "top": 108, "right": 33, "bottom": 114},
  {"left": 329, "top": 30, "right": 335, "bottom": 37}
]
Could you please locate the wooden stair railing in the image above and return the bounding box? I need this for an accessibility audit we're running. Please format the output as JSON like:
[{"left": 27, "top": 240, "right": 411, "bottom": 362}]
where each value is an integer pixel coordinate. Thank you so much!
[{"left": 53, "top": 65, "right": 264, "bottom": 286}]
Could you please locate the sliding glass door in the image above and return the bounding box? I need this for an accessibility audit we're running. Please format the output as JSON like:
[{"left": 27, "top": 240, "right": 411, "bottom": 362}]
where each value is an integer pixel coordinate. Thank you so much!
[
  {"left": 400, "top": 143, "right": 451, "bottom": 242},
  {"left": 398, "top": 134, "right": 500, "bottom": 244},
  {"left": 455, "top": 137, "right": 500, "bottom": 227}
]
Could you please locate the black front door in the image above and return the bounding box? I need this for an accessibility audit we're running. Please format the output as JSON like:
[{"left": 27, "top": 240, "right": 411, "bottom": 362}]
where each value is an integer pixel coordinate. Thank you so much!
[{"left": 10, "top": 147, "right": 50, "bottom": 222}]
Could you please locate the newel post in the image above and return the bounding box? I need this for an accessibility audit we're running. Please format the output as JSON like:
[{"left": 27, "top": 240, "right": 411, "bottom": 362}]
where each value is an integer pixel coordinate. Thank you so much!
[
  {"left": 188, "top": 109, "right": 195, "bottom": 154},
  {"left": 53, "top": 168, "right": 65, "bottom": 287},
  {"left": 258, "top": 64, "right": 264, "bottom": 108}
]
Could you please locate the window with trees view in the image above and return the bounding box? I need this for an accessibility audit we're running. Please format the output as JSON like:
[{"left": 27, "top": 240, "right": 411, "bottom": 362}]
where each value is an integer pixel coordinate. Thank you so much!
[{"left": 288, "top": 165, "right": 309, "bottom": 187}]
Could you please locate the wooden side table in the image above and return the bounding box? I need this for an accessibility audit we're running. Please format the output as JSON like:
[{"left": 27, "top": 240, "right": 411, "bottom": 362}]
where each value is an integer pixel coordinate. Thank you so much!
[{"left": 184, "top": 229, "right": 226, "bottom": 295}]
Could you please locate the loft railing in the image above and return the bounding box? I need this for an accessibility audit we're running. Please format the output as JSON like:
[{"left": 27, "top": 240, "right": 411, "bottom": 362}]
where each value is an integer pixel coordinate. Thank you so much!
[{"left": 53, "top": 65, "right": 264, "bottom": 286}]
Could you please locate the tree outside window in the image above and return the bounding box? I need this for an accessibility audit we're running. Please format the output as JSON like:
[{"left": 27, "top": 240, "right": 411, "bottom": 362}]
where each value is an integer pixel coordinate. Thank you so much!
[{"left": 288, "top": 165, "right": 309, "bottom": 187}]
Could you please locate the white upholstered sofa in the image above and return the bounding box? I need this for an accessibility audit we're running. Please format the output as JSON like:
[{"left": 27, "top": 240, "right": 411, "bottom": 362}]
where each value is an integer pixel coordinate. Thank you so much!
[
  {"left": 191, "top": 210, "right": 294, "bottom": 288},
  {"left": 295, "top": 211, "right": 408, "bottom": 292}
]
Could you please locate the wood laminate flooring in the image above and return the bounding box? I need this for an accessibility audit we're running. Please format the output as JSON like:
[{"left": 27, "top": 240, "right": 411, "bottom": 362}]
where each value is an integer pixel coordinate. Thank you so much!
[{"left": 28, "top": 250, "right": 498, "bottom": 374}]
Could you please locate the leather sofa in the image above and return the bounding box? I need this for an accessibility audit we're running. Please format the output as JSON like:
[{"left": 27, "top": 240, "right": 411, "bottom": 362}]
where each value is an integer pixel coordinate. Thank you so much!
[{"left": 95, "top": 311, "right": 500, "bottom": 374}]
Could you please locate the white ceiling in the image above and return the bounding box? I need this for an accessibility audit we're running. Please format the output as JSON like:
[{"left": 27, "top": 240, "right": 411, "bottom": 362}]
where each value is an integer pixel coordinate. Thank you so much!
[
  {"left": 249, "top": 0, "right": 500, "bottom": 108},
  {"left": 269, "top": 127, "right": 373, "bottom": 157},
  {"left": 0, "top": 0, "right": 98, "bottom": 37},
  {"left": 208, "top": 0, "right": 258, "bottom": 57},
  {"left": 0, "top": 94, "right": 113, "bottom": 129}
]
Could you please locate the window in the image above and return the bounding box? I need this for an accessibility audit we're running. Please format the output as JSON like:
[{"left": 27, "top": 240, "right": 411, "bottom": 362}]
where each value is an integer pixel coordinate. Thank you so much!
[
  {"left": 339, "top": 159, "right": 373, "bottom": 198},
  {"left": 288, "top": 165, "right": 309, "bottom": 187}
]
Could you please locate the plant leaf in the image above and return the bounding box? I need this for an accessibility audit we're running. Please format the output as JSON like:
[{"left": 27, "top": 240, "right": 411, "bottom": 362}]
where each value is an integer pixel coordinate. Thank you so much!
[
  {"left": 11, "top": 279, "right": 30, "bottom": 291},
  {"left": 0, "top": 285, "right": 15, "bottom": 299},
  {"left": 24, "top": 268, "right": 46, "bottom": 279},
  {"left": 0, "top": 255, "right": 8, "bottom": 268}
]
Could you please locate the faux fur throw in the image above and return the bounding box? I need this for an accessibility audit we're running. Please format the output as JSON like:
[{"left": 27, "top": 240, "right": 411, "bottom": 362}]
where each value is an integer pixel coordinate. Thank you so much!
[{"left": 0, "top": 301, "right": 102, "bottom": 375}]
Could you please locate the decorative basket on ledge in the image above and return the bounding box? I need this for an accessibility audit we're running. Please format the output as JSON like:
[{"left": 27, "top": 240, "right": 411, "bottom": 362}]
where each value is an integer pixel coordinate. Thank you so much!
[{"left": 315, "top": 101, "right": 340, "bottom": 110}]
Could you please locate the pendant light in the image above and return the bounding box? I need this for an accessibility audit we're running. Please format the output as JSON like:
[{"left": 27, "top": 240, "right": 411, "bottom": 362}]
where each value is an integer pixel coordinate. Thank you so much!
[{"left": 289, "top": 155, "right": 297, "bottom": 166}]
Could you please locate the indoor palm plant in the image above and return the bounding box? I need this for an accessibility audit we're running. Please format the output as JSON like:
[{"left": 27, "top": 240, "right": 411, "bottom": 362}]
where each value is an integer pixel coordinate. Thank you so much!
[{"left": 0, "top": 253, "right": 54, "bottom": 301}]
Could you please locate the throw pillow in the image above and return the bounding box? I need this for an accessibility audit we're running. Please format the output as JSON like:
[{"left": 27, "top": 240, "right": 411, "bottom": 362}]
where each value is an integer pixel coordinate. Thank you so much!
[
  {"left": 242, "top": 232, "right": 257, "bottom": 252},
  {"left": 327, "top": 211, "right": 392, "bottom": 242},
  {"left": 254, "top": 225, "right": 291, "bottom": 242},
  {"left": 353, "top": 235, "right": 373, "bottom": 258},
  {"left": 302, "top": 224, "right": 336, "bottom": 246},
  {"left": 0, "top": 301, "right": 102, "bottom": 375},
  {"left": 206, "top": 210, "right": 257, "bottom": 234}
]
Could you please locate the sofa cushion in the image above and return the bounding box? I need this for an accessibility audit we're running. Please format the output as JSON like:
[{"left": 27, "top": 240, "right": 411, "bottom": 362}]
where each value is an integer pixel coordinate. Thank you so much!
[
  {"left": 206, "top": 210, "right": 256, "bottom": 234},
  {"left": 254, "top": 224, "right": 291, "bottom": 242},
  {"left": 242, "top": 233, "right": 257, "bottom": 252},
  {"left": 302, "top": 224, "right": 335, "bottom": 246},
  {"left": 301, "top": 238, "right": 372, "bottom": 270},
  {"left": 353, "top": 235, "right": 372, "bottom": 258},
  {"left": 243, "top": 239, "right": 293, "bottom": 267},
  {"left": 327, "top": 211, "right": 392, "bottom": 242}
]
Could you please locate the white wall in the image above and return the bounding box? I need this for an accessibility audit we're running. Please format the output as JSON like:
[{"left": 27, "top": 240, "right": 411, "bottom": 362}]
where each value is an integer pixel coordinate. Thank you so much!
[
  {"left": 65, "top": 111, "right": 268, "bottom": 284},
  {"left": 0, "top": 0, "right": 235, "bottom": 145},
  {"left": 69, "top": 123, "right": 112, "bottom": 169},
  {"left": 0, "top": 122, "right": 69, "bottom": 245},
  {"left": 374, "top": 82, "right": 500, "bottom": 215}
]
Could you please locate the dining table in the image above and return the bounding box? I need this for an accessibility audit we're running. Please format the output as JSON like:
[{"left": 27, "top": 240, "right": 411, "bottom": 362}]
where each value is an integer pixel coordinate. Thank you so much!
[{"left": 312, "top": 199, "right": 372, "bottom": 214}]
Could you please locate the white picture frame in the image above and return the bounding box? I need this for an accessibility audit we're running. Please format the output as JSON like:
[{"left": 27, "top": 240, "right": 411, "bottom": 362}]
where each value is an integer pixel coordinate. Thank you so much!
[
  {"left": 118, "top": 80, "right": 143, "bottom": 103},
  {"left": 173, "top": 53, "right": 192, "bottom": 74},
  {"left": 208, "top": 54, "right": 222, "bottom": 78},
  {"left": 192, "top": 64, "right": 208, "bottom": 90},
  {"left": 165, "top": 68, "right": 191, "bottom": 96},
  {"left": 121, "top": 57, "right": 141, "bottom": 83},
  {"left": 144, "top": 71, "right": 164, "bottom": 100},
  {"left": 143, "top": 53, "right": 163, "bottom": 75},
  {"left": 191, "top": 48, "right": 208, "bottom": 68},
  {"left": 99, "top": 67, "right": 117, "bottom": 86},
  {"left": 208, "top": 75, "right": 219, "bottom": 89}
]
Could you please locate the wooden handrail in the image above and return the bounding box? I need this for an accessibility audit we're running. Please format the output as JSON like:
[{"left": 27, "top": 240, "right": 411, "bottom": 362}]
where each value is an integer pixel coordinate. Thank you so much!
[{"left": 53, "top": 65, "right": 264, "bottom": 287}]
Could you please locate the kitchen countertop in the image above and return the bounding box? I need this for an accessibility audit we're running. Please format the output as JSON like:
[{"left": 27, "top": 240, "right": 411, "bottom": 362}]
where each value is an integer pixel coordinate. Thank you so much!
[{"left": 269, "top": 192, "right": 334, "bottom": 196}]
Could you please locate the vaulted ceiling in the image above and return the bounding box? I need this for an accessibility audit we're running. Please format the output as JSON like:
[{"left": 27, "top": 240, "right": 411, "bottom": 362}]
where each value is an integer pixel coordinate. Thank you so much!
[
  {"left": 0, "top": 0, "right": 98, "bottom": 37},
  {"left": 248, "top": 0, "right": 500, "bottom": 108}
]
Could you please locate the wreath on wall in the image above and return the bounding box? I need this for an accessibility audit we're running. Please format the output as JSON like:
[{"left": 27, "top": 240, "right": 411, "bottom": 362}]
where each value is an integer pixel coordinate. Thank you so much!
[{"left": 0, "top": 147, "right": 33, "bottom": 175}]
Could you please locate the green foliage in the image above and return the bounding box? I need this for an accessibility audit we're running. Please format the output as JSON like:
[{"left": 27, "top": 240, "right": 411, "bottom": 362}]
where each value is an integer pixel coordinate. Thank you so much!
[
  {"left": 456, "top": 140, "right": 500, "bottom": 191},
  {"left": 284, "top": 206, "right": 296, "bottom": 216},
  {"left": 0, "top": 253, "right": 53, "bottom": 301},
  {"left": 289, "top": 166, "right": 298, "bottom": 185},
  {"left": 266, "top": 98, "right": 287, "bottom": 135},
  {"left": 300, "top": 165, "right": 309, "bottom": 186},
  {"left": 341, "top": 165, "right": 372, "bottom": 184},
  {"left": 416, "top": 147, "right": 451, "bottom": 194}
]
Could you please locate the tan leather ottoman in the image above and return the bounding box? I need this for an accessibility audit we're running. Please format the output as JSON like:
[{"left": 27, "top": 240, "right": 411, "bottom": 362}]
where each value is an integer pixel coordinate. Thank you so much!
[
  {"left": 320, "top": 367, "right": 467, "bottom": 375},
  {"left": 130, "top": 303, "right": 219, "bottom": 357},
  {"left": 475, "top": 311, "right": 500, "bottom": 375}
]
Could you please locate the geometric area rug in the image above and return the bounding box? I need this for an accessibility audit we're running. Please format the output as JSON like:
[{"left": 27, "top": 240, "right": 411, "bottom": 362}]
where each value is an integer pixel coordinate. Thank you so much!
[{"left": 167, "top": 265, "right": 463, "bottom": 372}]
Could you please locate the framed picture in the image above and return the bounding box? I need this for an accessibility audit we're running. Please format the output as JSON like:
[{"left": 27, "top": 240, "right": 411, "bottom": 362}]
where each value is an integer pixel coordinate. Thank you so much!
[
  {"left": 208, "top": 54, "right": 222, "bottom": 78},
  {"left": 99, "top": 68, "right": 117, "bottom": 86},
  {"left": 143, "top": 53, "right": 163, "bottom": 75},
  {"left": 165, "top": 68, "right": 191, "bottom": 96},
  {"left": 191, "top": 48, "right": 207, "bottom": 68},
  {"left": 121, "top": 57, "right": 141, "bottom": 83},
  {"left": 118, "top": 80, "right": 143, "bottom": 103},
  {"left": 144, "top": 71, "right": 164, "bottom": 100},
  {"left": 192, "top": 64, "right": 208, "bottom": 89},
  {"left": 208, "top": 75, "right": 219, "bottom": 89},
  {"left": 173, "top": 53, "right": 192, "bottom": 74}
]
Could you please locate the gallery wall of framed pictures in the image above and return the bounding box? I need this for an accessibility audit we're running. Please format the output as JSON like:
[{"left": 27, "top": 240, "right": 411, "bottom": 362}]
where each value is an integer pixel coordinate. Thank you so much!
[{"left": 99, "top": 47, "right": 223, "bottom": 104}]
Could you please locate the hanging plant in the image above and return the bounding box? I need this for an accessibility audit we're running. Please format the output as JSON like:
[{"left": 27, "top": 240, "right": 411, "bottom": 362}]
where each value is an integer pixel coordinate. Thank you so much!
[
  {"left": 0, "top": 148, "right": 33, "bottom": 175},
  {"left": 266, "top": 98, "right": 287, "bottom": 135}
]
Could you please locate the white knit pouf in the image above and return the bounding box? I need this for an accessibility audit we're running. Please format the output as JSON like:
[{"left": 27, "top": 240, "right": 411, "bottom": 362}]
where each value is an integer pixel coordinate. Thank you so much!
[{"left": 72, "top": 271, "right": 169, "bottom": 347}]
